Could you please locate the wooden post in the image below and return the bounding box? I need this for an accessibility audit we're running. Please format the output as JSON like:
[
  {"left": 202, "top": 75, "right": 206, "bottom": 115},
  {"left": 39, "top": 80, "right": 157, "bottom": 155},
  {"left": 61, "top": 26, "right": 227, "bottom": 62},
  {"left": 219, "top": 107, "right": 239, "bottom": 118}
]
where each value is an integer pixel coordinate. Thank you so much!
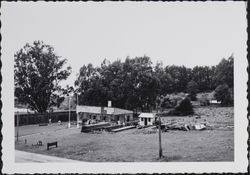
[{"left": 158, "top": 114, "right": 163, "bottom": 158}]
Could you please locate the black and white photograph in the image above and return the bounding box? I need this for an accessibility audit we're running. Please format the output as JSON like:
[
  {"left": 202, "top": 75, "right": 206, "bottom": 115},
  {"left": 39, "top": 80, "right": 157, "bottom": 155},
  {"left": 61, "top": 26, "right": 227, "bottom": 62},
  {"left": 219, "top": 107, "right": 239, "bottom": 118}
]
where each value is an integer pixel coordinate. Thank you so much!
[{"left": 1, "top": 1, "right": 248, "bottom": 174}]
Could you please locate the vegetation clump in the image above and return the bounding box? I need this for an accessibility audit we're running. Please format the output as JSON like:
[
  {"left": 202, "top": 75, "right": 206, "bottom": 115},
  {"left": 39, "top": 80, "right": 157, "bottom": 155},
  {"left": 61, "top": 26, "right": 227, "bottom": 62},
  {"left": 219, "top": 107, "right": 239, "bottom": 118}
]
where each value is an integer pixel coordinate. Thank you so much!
[{"left": 168, "top": 98, "right": 194, "bottom": 116}]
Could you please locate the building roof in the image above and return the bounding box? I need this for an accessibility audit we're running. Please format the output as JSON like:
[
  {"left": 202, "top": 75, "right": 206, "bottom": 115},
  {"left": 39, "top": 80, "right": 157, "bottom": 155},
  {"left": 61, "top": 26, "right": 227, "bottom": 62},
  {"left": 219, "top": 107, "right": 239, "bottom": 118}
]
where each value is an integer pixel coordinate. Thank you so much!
[
  {"left": 113, "top": 107, "right": 133, "bottom": 115},
  {"left": 76, "top": 105, "right": 133, "bottom": 115},
  {"left": 138, "top": 113, "right": 156, "bottom": 118}
]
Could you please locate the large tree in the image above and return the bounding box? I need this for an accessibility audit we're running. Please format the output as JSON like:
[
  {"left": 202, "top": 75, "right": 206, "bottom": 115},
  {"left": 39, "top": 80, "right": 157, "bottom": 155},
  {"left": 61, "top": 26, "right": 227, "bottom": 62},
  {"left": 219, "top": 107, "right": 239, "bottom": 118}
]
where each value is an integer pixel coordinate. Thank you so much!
[
  {"left": 14, "top": 41, "right": 71, "bottom": 113},
  {"left": 165, "top": 65, "right": 192, "bottom": 93},
  {"left": 191, "top": 66, "right": 215, "bottom": 92},
  {"left": 187, "top": 80, "right": 198, "bottom": 101},
  {"left": 214, "top": 55, "right": 234, "bottom": 88},
  {"left": 154, "top": 61, "right": 174, "bottom": 95},
  {"left": 214, "top": 84, "right": 233, "bottom": 106}
]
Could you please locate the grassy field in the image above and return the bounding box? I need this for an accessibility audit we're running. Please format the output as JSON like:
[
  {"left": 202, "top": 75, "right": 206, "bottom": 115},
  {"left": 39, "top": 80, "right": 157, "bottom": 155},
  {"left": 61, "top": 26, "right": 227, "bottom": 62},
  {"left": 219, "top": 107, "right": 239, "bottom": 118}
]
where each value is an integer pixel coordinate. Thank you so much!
[{"left": 15, "top": 107, "right": 234, "bottom": 162}]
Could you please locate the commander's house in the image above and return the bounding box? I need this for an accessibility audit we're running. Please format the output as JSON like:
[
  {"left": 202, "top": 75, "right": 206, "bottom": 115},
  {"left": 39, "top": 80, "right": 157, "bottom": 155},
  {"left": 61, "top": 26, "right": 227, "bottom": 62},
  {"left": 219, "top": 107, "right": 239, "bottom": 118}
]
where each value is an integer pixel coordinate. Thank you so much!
[{"left": 76, "top": 105, "right": 133, "bottom": 127}]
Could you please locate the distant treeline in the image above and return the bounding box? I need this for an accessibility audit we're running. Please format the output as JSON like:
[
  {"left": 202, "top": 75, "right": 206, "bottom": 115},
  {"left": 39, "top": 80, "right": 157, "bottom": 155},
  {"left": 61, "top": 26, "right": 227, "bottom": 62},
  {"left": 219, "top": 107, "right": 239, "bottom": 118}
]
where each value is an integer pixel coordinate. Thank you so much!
[{"left": 75, "top": 55, "right": 233, "bottom": 111}]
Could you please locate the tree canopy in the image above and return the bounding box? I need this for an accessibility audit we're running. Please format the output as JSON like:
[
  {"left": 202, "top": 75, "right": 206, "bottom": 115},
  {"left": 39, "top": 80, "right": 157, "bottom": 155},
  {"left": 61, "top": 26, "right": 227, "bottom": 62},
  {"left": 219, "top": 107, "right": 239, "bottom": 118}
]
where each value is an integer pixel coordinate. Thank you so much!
[
  {"left": 75, "top": 56, "right": 160, "bottom": 112},
  {"left": 75, "top": 55, "right": 234, "bottom": 112},
  {"left": 14, "top": 41, "right": 72, "bottom": 113}
]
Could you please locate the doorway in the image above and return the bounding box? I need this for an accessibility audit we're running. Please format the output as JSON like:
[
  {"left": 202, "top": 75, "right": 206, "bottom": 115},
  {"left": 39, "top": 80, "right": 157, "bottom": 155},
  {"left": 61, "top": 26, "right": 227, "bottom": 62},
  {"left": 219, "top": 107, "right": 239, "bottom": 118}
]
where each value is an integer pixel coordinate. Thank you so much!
[{"left": 144, "top": 118, "right": 147, "bottom": 126}]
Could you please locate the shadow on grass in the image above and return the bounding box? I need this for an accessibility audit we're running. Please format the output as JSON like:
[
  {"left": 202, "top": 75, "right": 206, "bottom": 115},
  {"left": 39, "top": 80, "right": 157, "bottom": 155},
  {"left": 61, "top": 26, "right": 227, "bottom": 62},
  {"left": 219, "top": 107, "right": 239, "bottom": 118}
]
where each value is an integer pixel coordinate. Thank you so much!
[{"left": 154, "top": 155, "right": 183, "bottom": 162}]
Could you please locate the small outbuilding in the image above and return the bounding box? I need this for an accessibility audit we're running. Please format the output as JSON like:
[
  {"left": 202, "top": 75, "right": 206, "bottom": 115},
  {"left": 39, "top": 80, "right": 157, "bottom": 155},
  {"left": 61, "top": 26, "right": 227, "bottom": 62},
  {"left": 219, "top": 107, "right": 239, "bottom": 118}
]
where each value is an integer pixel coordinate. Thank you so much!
[
  {"left": 138, "top": 113, "right": 156, "bottom": 126},
  {"left": 209, "top": 100, "right": 221, "bottom": 105}
]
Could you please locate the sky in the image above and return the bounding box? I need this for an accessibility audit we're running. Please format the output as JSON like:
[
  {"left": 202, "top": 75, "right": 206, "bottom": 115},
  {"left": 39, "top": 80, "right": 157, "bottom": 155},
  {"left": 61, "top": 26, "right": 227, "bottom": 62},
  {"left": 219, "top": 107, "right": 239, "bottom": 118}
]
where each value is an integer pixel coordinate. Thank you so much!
[{"left": 2, "top": 2, "right": 247, "bottom": 87}]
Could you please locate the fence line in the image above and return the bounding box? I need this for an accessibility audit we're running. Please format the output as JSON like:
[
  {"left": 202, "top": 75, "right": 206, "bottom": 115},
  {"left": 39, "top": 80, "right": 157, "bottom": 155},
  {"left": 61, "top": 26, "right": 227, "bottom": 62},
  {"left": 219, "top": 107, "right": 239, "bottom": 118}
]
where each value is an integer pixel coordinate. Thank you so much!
[{"left": 14, "top": 111, "right": 77, "bottom": 126}]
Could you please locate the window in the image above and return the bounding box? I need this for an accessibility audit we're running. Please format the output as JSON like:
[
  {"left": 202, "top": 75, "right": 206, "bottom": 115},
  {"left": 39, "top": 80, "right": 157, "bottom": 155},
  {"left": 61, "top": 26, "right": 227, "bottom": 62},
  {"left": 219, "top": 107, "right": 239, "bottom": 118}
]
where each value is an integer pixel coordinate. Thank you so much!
[
  {"left": 141, "top": 118, "right": 143, "bottom": 121},
  {"left": 148, "top": 118, "right": 151, "bottom": 122}
]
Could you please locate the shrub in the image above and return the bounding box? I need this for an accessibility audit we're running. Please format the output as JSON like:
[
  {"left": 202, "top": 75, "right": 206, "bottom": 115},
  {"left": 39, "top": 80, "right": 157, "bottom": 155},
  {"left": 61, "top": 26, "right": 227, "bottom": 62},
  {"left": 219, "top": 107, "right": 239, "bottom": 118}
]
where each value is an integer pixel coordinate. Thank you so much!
[
  {"left": 168, "top": 97, "right": 194, "bottom": 116},
  {"left": 160, "top": 96, "right": 176, "bottom": 109}
]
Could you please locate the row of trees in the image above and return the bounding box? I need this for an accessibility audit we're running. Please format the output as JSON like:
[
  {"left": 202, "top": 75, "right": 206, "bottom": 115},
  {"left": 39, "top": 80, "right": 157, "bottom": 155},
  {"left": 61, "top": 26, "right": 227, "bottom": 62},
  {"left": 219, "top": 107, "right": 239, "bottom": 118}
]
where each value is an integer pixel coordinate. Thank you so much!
[
  {"left": 75, "top": 55, "right": 233, "bottom": 111},
  {"left": 14, "top": 41, "right": 234, "bottom": 113}
]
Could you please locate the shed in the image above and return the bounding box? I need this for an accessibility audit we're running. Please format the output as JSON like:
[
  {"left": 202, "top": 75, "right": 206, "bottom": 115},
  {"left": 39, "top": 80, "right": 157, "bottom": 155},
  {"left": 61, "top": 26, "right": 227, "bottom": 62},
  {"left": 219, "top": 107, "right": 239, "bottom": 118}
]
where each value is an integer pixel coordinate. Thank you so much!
[{"left": 138, "top": 113, "right": 156, "bottom": 126}]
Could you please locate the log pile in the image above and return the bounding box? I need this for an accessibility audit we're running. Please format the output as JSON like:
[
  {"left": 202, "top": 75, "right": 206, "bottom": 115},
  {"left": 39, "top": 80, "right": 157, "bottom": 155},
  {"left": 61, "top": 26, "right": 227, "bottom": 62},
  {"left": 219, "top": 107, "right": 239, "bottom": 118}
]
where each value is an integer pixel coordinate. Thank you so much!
[{"left": 164, "top": 122, "right": 208, "bottom": 131}]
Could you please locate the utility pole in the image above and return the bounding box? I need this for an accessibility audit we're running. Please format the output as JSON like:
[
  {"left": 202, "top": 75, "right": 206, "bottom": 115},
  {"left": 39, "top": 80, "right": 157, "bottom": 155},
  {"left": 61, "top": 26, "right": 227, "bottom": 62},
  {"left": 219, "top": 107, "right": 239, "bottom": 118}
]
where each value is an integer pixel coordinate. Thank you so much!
[
  {"left": 156, "top": 98, "right": 163, "bottom": 159},
  {"left": 76, "top": 93, "right": 78, "bottom": 108},
  {"left": 76, "top": 91, "right": 79, "bottom": 128},
  {"left": 68, "top": 95, "right": 71, "bottom": 128},
  {"left": 16, "top": 111, "right": 19, "bottom": 142},
  {"left": 158, "top": 113, "right": 163, "bottom": 158}
]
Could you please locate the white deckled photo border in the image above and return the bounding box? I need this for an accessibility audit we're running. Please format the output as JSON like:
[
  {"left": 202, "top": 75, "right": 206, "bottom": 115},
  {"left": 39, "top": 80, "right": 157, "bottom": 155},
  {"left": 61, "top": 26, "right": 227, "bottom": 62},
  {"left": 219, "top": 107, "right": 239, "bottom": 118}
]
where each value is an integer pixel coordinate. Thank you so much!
[{"left": 1, "top": 1, "right": 248, "bottom": 174}]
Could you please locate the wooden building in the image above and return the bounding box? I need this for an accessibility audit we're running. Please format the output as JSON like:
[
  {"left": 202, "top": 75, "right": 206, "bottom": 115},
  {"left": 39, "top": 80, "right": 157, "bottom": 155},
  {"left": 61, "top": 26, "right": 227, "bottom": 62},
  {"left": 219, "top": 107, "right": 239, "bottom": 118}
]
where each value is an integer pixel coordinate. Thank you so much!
[
  {"left": 138, "top": 113, "right": 156, "bottom": 126},
  {"left": 76, "top": 105, "right": 133, "bottom": 127}
]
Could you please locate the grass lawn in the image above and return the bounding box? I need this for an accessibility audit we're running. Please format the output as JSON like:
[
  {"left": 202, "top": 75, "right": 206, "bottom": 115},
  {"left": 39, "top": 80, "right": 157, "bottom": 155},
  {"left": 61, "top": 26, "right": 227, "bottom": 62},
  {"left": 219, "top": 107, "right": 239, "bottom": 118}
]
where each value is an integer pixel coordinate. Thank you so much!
[{"left": 15, "top": 107, "right": 234, "bottom": 162}]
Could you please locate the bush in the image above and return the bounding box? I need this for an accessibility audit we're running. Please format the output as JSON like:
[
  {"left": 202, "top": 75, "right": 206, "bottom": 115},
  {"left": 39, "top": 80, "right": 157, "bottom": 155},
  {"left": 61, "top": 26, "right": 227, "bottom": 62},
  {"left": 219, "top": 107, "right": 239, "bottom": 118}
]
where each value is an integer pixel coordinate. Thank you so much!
[
  {"left": 158, "top": 93, "right": 186, "bottom": 110},
  {"left": 160, "top": 96, "right": 176, "bottom": 109},
  {"left": 168, "top": 98, "right": 194, "bottom": 116}
]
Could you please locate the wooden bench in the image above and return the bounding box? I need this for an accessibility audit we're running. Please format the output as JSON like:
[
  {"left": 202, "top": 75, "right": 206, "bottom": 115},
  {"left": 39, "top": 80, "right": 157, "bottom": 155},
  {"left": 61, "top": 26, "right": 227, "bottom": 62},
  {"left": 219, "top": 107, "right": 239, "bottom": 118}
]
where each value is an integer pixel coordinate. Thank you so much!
[{"left": 47, "top": 141, "right": 58, "bottom": 150}]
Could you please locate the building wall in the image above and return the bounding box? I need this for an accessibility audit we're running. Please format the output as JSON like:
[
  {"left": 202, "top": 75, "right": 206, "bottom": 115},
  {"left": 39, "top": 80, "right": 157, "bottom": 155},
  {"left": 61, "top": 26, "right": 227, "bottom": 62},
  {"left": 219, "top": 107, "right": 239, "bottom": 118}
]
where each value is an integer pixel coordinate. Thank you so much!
[
  {"left": 139, "top": 117, "right": 155, "bottom": 126},
  {"left": 77, "top": 112, "right": 133, "bottom": 125},
  {"left": 125, "top": 114, "right": 133, "bottom": 122}
]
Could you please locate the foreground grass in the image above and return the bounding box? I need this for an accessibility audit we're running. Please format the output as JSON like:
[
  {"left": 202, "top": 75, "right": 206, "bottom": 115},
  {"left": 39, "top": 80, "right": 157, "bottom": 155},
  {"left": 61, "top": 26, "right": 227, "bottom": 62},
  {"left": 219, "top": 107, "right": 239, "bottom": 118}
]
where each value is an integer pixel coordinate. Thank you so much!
[{"left": 15, "top": 107, "right": 234, "bottom": 162}]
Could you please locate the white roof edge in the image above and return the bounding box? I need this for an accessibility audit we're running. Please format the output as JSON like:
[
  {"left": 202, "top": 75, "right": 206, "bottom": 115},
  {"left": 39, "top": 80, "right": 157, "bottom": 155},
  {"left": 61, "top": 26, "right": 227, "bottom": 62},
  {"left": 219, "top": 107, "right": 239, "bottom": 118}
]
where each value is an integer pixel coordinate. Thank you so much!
[{"left": 138, "top": 113, "right": 156, "bottom": 118}]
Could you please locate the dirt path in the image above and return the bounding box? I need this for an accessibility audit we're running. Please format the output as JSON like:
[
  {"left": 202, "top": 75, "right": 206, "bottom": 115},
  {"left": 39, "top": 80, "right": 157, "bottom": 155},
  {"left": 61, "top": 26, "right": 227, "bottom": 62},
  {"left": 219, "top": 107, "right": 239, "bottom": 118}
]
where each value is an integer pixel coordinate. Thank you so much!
[{"left": 15, "top": 150, "right": 80, "bottom": 162}]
